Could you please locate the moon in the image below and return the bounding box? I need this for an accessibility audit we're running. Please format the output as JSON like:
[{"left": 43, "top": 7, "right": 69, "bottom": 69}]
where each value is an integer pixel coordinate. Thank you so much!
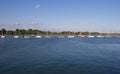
[{"left": 36, "top": 4, "right": 40, "bottom": 8}]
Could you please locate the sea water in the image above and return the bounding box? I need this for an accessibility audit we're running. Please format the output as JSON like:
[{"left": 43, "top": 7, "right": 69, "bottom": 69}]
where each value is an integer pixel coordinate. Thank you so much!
[{"left": 0, "top": 36, "right": 120, "bottom": 74}]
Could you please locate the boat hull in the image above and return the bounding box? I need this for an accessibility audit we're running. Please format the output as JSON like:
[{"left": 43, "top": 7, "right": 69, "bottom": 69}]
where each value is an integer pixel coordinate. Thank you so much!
[
  {"left": 67, "top": 36, "right": 74, "bottom": 38},
  {"left": 35, "top": 36, "right": 42, "bottom": 38},
  {"left": 14, "top": 36, "right": 19, "bottom": 38},
  {"left": 1, "top": 36, "right": 5, "bottom": 38}
]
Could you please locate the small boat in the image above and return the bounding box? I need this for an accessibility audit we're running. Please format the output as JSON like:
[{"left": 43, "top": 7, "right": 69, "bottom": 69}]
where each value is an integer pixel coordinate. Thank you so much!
[
  {"left": 35, "top": 30, "right": 42, "bottom": 38},
  {"left": 87, "top": 35, "right": 95, "bottom": 38},
  {"left": 105, "top": 36, "right": 112, "bottom": 38},
  {"left": 45, "top": 31, "right": 52, "bottom": 38},
  {"left": 23, "top": 36, "right": 30, "bottom": 38},
  {"left": 78, "top": 32, "right": 85, "bottom": 38},
  {"left": 0, "top": 31, "right": 5, "bottom": 38},
  {"left": 45, "top": 36, "right": 51, "bottom": 38},
  {"left": 78, "top": 35, "right": 85, "bottom": 38},
  {"left": 35, "top": 35, "right": 42, "bottom": 38},
  {"left": 105, "top": 34, "right": 112, "bottom": 38},
  {"left": 114, "top": 36, "right": 120, "bottom": 38},
  {"left": 14, "top": 35, "right": 19, "bottom": 38},
  {"left": 96, "top": 35, "right": 104, "bottom": 38},
  {"left": 58, "top": 36, "right": 64, "bottom": 38},
  {"left": 87, "top": 32, "right": 95, "bottom": 38},
  {"left": 67, "top": 36, "right": 74, "bottom": 38},
  {"left": 1, "top": 35, "right": 5, "bottom": 38}
]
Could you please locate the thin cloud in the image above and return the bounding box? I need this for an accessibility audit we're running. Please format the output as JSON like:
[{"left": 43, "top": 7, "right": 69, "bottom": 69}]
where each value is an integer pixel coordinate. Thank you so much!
[{"left": 31, "top": 22, "right": 39, "bottom": 25}]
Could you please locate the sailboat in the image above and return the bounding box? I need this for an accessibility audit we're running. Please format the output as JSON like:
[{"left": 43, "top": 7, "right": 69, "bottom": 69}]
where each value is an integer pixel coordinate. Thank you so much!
[
  {"left": 96, "top": 33, "right": 104, "bottom": 38},
  {"left": 78, "top": 32, "right": 85, "bottom": 38},
  {"left": 87, "top": 32, "right": 95, "bottom": 38},
  {"left": 58, "top": 35, "right": 64, "bottom": 38},
  {"left": 14, "top": 30, "right": 19, "bottom": 38},
  {"left": 14, "top": 35, "right": 19, "bottom": 38},
  {"left": 1, "top": 35, "right": 5, "bottom": 38},
  {"left": 45, "top": 31, "right": 51, "bottom": 38},
  {"left": 68, "top": 35, "right": 74, "bottom": 38},
  {"left": 57, "top": 32, "right": 64, "bottom": 38},
  {"left": 105, "top": 33, "right": 112, "bottom": 38},
  {"left": 67, "top": 32, "right": 75, "bottom": 38},
  {"left": 96, "top": 35, "right": 104, "bottom": 38},
  {"left": 23, "top": 31, "right": 30, "bottom": 38},
  {"left": 0, "top": 30, "right": 5, "bottom": 38},
  {"left": 36, "top": 35, "right": 41, "bottom": 38},
  {"left": 24, "top": 36, "right": 30, "bottom": 38},
  {"left": 35, "top": 30, "right": 41, "bottom": 38}
]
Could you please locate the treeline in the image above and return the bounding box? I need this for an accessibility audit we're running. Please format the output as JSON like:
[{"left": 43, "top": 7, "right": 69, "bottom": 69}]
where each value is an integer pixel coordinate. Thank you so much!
[{"left": 0, "top": 28, "right": 120, "bottom": 36}]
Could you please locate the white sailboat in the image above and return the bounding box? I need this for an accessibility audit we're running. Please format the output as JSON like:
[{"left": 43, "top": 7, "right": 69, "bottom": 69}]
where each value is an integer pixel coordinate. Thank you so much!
[
  {"left": 87, "top": 32, "right": 95, "bottom": 38},
  {"left": 23, "top": 30, "right": 30, "bottom": 38},
  {"left": 96, "top": 35, "right": 104, "bottom": 38},
  {"left": 45, "top": 31, "right": 51, "bottom": 38},
  {"left": 24, "top": 36, "right": 30, "bottom": 38},
  {"left": 14, "top": 35, "right": 19, "bottom": 38},
  {"left": 14, "top": 30, "right": 19, "bottom": 38},
  {"left": 67, "top": 35, "right": 74, "bottom": 38},
  {"left": 36, "top": 35, "right": 42, "bottom": 38},
  {"left": 45, "top": 35, "right": 51, "bottom": 38},
  {"left": 0, "top": 30, "right": 5, "bottom": 38},
  {"left": 1, "top": 35, "right": 5, "bottom": 38},
  {"left": 105, "top": 33, "right": 112, "bottom": 38},
  {"left": 87, "top": 35, "right": 95, "bottom": 38},
  {"left": 96, "top": 33, "right": 104, "bottom": 38},
  {"left": 67, "top": 32, "right": 75, "bottom": 38},
  {"left": 35, "top": 31, "right": 42, "bottom": 38},
  {"left": 78, "top": 32, "right": 85, "bottom": 38},
  {"left": 58, "top": 36, "right": 64, "bottom": 38}
]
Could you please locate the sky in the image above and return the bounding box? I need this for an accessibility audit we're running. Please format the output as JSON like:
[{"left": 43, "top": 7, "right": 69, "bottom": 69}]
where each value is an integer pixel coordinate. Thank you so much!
[{"left": 0, "top": 0, "right": 120, "bottom": 33}]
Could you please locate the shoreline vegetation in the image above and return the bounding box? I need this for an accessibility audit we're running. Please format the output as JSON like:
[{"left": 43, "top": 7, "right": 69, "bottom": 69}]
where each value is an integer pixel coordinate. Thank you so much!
[{"left": 0, "top": 28, "right": 120, "bottom": 37}]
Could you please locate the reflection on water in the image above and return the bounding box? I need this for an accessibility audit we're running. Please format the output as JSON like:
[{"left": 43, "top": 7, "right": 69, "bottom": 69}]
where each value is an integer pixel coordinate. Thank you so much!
[{"left": 0, "top": 36, "right": 120, "bottom": 74}]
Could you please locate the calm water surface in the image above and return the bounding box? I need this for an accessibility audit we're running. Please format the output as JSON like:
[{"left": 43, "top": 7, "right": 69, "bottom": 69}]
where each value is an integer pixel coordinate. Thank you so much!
[{"left": 0, "top": 36, "right": 120, "bottom": 74}]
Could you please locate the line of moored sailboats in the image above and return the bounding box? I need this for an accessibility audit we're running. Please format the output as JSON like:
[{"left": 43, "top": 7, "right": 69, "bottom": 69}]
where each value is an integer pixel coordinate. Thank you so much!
[
  {"left": 0, "top": 35, "right": 117, "bottom": 39},
  {"left": 0, "top": 31, "right": 118, "bottom": 39}
]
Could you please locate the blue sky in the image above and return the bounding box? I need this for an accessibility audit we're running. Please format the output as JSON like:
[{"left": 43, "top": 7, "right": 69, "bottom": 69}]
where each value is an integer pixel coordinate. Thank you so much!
[{"left": 0, "top": 0, "right": 120, "bottom": 33}]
